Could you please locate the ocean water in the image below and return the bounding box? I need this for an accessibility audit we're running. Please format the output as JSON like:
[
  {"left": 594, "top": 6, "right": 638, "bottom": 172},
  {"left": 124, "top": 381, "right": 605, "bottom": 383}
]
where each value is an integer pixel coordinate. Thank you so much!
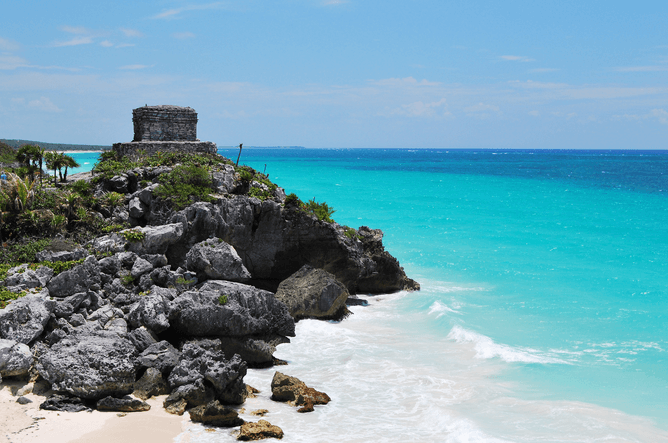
[{"left": 74, "top": 149, "right": 668, "bottom": 442}]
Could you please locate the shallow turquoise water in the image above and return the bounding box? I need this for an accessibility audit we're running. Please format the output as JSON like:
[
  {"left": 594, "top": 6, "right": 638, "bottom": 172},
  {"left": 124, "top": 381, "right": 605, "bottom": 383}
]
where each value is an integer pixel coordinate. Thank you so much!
[
  {"left": 77, "top": 148, "right": 668, "bottom": 440},
  {"left": 223, "top": 148, "right": 668, "bottom": 431}
]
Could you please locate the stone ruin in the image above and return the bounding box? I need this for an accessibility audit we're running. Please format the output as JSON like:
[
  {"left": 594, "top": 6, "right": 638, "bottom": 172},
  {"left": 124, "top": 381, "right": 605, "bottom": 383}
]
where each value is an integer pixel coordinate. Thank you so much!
[{"left": 112, "top": 105, "right": 217, "bottom": 157}]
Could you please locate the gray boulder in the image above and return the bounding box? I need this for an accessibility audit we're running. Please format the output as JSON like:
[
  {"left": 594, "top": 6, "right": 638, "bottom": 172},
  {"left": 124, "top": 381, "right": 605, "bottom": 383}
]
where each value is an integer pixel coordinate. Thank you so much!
[
  {"left": 275, "top": 265, "right": 351, "bottom": 321},
  {"left": 37, "top": 331, "right": 138, "bottom": 400},
  {"left": 128, "top": 326, "right": 158, "bottom": 352},
  {"left": 4, "top": 266, "right": 53, "bottom": 290},
  {"left": 128, "top": 197, "right": 147, "bottom": 219},
  {"left": 138, "top": 341, "right": 180, "bottom": 374},
  {"left": 98, "top": 255, "right": 121, "bottom": 277},
  {"left": 40, "top": 394, "right": 91, "bottom": 412},
  {"left": 125, "top": 223, "right": 184, "bottom": 255},
  {"left": 0, "top": 291, "right": 56, "bottom": 344},
  {"left": 36, "top": 249, "right": 86, "bottom": 263},
  {"left": 185, "top": 238, "right": 251, "bottom": 282},
  {"left": 168, "top": 340, "right": 248, "bottom": 406},
  {"left": 47, "top": 256, "right": 101, "bottom": 298},
  {"left": 87, "top": 233, "right": 126, "bottom": 254},
  {"left": 0, "top": 339, "right": 32, "bottom": 381},
  {"left": 131, "top": 257, "right": 153, "bottom": 279},
  {"left": 127, "top": 291, "right": 170, "bottom": 334},
  {"left": 169, "top": 281, "right": 295, "bottom": 338}
]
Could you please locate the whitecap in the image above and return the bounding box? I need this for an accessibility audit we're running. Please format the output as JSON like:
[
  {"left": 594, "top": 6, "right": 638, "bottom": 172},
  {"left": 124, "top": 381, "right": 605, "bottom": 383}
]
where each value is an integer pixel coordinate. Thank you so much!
[
  {"left": 447, "top": 325, "right": 570, "bottom": 364},
  {"left": 428, "top": 300, "right": 461, "bottom": 317}
]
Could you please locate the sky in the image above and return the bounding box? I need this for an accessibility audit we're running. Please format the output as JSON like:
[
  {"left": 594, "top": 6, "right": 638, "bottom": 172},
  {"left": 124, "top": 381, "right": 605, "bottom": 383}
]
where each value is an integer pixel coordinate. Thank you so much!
[{"left": 1, "top": 0, "right": 667, "bottom": 149}]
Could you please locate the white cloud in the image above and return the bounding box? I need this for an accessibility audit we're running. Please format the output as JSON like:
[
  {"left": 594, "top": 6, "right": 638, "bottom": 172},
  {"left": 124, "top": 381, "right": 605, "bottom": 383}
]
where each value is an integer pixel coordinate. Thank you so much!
[
  {"left": 119, "top": 64, "right": 152, "bottom": 70},
  {"left": 27, "top": 96, "right": 61, "bottom": 112},
  {"left": 613, "top": 66, "right": 668, "bottom": 72},
  {"left": 61, "top": 26, "right": 90, "bottom": 35},
  {"left": 464, "top": 102, "right": 499, "bottom": 113},
  {"left": 0, "top": 54, "right": 29, "bottom": 70},
  {"left": 173, "top": 32, "right": 196, "bottom": 39},
  {"left": 153, "top": 2, "right": 227, "bottom": 19},
  {"left": 100, "top": 40, "right": 114, "bottom": 48},
  {"left": 499, "top": 55, "right": 534, "bottom": 62},
  {"left": 120, "top": 28, "right": 143, "bottom": 38},
  {"left": 52, "top": 36, "right": 94, "bottom": 47},
  {"left": 0, "top": 37, "right": 20, "bottom": 51},
  {"left": 392, "top": 98, "right": 450, "bottom": 118},
  {"left": 370, "top": 77, "right": 441, "bottom": 87},
  {"left": 650, "top": 109, "right": 668, "bottom": 125}
]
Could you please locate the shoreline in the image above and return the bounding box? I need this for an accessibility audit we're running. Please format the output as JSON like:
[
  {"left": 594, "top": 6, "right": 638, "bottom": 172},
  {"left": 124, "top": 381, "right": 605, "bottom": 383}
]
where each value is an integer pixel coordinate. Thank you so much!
[{"left": 1, "top": 380, "right": 188, "bottom": 443}]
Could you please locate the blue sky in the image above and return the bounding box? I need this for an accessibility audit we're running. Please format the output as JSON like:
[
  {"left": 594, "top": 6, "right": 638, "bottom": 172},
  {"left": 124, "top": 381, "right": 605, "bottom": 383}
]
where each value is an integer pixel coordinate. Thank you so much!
[{"left": 1, "top": 1, "right": 667, "bottom": 148}]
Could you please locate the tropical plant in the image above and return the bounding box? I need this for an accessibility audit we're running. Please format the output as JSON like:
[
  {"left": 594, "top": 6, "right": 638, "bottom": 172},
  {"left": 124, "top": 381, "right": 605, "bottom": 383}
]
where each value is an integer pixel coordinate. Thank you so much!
[
  {"left": 61, "top": 154, "right": 80, "bottom": 182},
  {"left": 44, "top": 151, "right": 65, "bottom": 185},
  {"left": 16, "top": 145, "right": 42, "bottom": 184},
  {"left": 304, "top": 198, "right": 336, "bottom": 223},
  {"left": 0, "top": 173, "right": 36, "bottom": 212}
]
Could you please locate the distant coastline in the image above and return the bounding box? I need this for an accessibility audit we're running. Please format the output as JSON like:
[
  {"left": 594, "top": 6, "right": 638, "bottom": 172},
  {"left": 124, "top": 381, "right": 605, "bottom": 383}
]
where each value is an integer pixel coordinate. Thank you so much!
[{"left": 0, "top": 138, "right": 112, "bottom": 152}]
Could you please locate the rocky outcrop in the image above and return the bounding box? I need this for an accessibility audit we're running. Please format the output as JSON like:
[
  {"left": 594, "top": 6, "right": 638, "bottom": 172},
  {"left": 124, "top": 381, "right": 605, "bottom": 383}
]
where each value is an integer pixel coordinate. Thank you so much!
[
  {"left": 274, "top": 265, "right": 350, "bottom": 321},
  {"left": 189, "top": 400, "right": 244, "bottom": 427},
  {"left": 37, "top": 331, "right": 138, "bottom": 400},
  {"left": 169, "top": 281, "right": 295, "bottom": 338},
  {"left": 47, "top": 256, "right": 101, "bottom": 298},
  {"left": 166, "top": 340, "right": 248, "bottom": 407},
  {"left": 40, "top": 394, "right": 92, "bottom": 412},
  {"left": 133, "top": 367, "right": 170, "bottom": 400},
  {"left": 270, "top": 372, "right": 331, "bottom": 413},
  {"left": 237, "top": 420, "right": 284, "bottom": 441},
  {"left": 166, "top": 200, "right": 418, "bottom": 294},
  {"left": 186, "top": 238, "right": 251, "bottom": 282},
  {"left": 0, "top": 339, "right": 32, "bottom": 381},
  {"left": 0, "top": 291, "right": 56, "bottom": 344}
]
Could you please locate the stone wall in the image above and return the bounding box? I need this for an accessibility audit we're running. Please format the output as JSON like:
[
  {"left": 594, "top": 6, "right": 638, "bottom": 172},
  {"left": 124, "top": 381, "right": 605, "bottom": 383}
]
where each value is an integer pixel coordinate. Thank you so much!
[{"left": 133, "top": 105, "right": 198, "bottom": 142}]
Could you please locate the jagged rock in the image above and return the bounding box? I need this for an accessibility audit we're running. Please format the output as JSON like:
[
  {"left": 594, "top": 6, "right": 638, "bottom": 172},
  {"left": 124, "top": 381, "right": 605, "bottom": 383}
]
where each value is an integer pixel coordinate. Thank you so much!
[
  {"left": 149, "top": 266, "right": 178, "bottom": 288},
  {"left": 133, "top": 367, "right": 170, "bottom": 400},
  {"left": 87, "top": 233, "right": 126, "bottom": 254},
  {"left": 169, "top": 281, "right": 295, "bottom": 338},
  {"left": 47, "top": 256, "right": 101, "bottom": 298},
  {"left": 105, "top": 318, "right": 128, "bottom": 335},
  {"left": 186, "top": 238, "right": 251, "bottom": 282},
  {"left": 118, "top": 251, "right": 138, "bottom": 269},
  {"left": 166, "top": 200, "right": 418, "bottom": 294},
  {"left": 0, "top": 339, "right": 32, "bottom": 381},
  {"left": 189, "top": 400, "right": 244, "bottom": 427},
  {"left": 69, "top": 313, "right": 86, "bottom": 327},
  {"left": 40, "top": 394, "right": 92, "bottom": 412},
  {"left": 128, "top": 197, "right": 147, "bottom": 219},
  {"left": 128, "top": 326, "right": 158, "bottom": 352},
  {"left": 37, "top": 331, "right": 138, "bottom": 400},
  {"left": 97, "top": 395, "right": 150, "bottom": 412},
  {"left": 138, "top": 341, "right": 180, "bottom": 374},
  {"left": 275, "top": 265, "right": 351, "bottom": 321},
  {"left": 218, "top": 337, "right": 277, "bottom": 368},
  {"left": 168, "top": 340, "right": 248, "bottom": 406},
  {"left": 16, "top": 396, "right": 32, "bottom": 404},
  {"left": 237, "top": 420, "right": 284, "bottom": 441},
  {"left": 0, "top": 291, "right": 56, "bottom": 344},
  {"left": 88, "top": 305, "right": 124, "bottom": 327},
  {"left": 164, "top": 398, "right": 188, "bottom": 415},
  {"left": 270, "top": 372, "right": 330, "bottom": 413},
  {"left": 36, "top": 249, "right": 86, "bottom": 263},
  {"left": 98, "top": 255, "right": 121, "bottom": 277},
  {"left": 124, "top": 223, "right": 184, "bottom": 255},
  {"left": 212, "top": 165, "right": 236, "bottom": 194},
  {"left": 345, "top": 296, "right": 369, "bottom": 306},
  {"left": 4, "top": 266, "right": 53, "bottom": 290},
  {"left": 127, "top": 291, "right": 170, "bottom": 334},
  {"left": 250, "top": 409, "right": 268, "bottom": 416},
  {"left": 131, "top": 257, "right": 153, "bottom": 279},
  {"left": 141, "top": 254, "right": 168, "bottom": 269}
]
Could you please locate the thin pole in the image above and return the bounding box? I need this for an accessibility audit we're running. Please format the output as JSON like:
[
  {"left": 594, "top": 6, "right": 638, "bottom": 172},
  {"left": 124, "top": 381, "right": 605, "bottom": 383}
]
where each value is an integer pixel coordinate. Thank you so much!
[{"left": 235, "top": 143, "right": 243, "bottom": 167}]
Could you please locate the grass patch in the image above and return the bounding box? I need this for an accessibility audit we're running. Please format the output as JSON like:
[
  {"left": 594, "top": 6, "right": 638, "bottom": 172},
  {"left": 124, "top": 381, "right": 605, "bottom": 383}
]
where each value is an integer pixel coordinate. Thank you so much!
[
  {"left": 121, "top": 229, "right": 145, "bottom": 243},
  {"left": 154, "top": 164, "right": 216, "bottom": 210}
]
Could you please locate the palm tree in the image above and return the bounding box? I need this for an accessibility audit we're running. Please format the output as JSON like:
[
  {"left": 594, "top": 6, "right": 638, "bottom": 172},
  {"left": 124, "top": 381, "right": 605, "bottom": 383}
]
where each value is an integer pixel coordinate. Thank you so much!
[
  {"left": 44, "top": 151, "right": 66, "bottom": 185},
  {"left": 61, "top": 154, "right": 80, "bottom": 182},
  {"left": 16, "top": 145, "right": 42, "bottom": 184}
]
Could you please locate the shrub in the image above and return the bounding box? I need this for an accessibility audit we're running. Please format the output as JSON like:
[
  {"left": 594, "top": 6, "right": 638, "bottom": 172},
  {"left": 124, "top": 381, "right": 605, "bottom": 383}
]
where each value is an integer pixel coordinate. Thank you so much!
[
  {"left": 121, "top": 274, "right": 135, "bottom": 285},
  {"left": 69, "top": 180, "right": 91, "bottom": 196},
  {"left": 0, "top": 287, "right": 24, "bottom": 309},
  {"left": 284, "top": 193, "right": 301, "bottom": 206},
  {"left": 0, "top": 238, "right": 52, "bottom": 263},
  {"left": 218, "top": 294, "right": 229, "bottom": 305},
  {"left": 121, "top": 229, "right": 145, "bottom": 243},
  {"left": 154, "top": 164, "right": 215, "bottom": 210},
  {"left": 344, "top": 226, "right": 360, "bottom": 240},
  {"left": 304, "top": 198, "right": 336, "bottom": 223},
  {"left": 248, "top": 186, "right": 271, "bottom": 201}
]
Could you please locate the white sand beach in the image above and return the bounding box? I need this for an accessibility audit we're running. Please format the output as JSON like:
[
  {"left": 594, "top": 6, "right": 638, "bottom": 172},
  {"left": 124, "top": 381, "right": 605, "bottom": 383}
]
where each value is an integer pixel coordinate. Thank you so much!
[{"left": 0, "top": 381, "right": 187, "bottom": 443}]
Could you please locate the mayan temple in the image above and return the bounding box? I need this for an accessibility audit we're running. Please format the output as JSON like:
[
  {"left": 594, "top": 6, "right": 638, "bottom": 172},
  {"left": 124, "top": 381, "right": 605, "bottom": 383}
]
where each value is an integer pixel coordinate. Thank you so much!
[{"left": 112, "top": 105, "right": 217, "bottom": 157}]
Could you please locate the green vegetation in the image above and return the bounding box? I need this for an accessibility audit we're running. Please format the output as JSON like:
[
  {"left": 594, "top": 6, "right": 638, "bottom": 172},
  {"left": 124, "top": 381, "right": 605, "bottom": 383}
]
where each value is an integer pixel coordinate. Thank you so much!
[
  {"left": 0, "top": 287, "right": 24, "bottom": 309},
  {"left": 121, "top": 274, "right": 135, "bottom": 285},
  {"left": 0, "top": 141, "right": 17, "bottom": 164},
  {"left": 284, "top": 193, "right": 301, "bottom": 206},
  {"left": 344, "top": 226, "right": 360, "bottom": 240},
  {"left": 304, "top": 198, "right": 336, "bottom": 223},
  {"left": 154, "top": 164, "right": 216, "bottom": 210},
  {"left": 121, "top": 229, "right": 145, "bottom": 243},
  {"left": 0, "top": 238, "right": 52, "bottom": 263},
  {"left": 248, "top": 186, "right": 272, "bottom": 201},
  {"left": 0, "top": 139, "right": 110, "bottom": 152},
  {"left": 218, "top": 294, "right": 229, "bottom": 305},
  {"left": 175, "top": 276, "right": 196, "bottom": 285}
]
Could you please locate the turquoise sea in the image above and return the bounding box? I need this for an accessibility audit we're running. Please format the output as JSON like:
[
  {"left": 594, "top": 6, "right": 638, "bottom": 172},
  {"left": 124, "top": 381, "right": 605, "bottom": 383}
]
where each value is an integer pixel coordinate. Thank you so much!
[{"left": 72, "top": 148, "right": 668, "bottom": 442}]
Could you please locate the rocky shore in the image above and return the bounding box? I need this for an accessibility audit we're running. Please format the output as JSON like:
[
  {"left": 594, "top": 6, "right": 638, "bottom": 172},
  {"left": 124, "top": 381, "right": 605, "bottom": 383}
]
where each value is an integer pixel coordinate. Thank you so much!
[{"left": 0, "top": 154, "right": 418, "bottom": 440}]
